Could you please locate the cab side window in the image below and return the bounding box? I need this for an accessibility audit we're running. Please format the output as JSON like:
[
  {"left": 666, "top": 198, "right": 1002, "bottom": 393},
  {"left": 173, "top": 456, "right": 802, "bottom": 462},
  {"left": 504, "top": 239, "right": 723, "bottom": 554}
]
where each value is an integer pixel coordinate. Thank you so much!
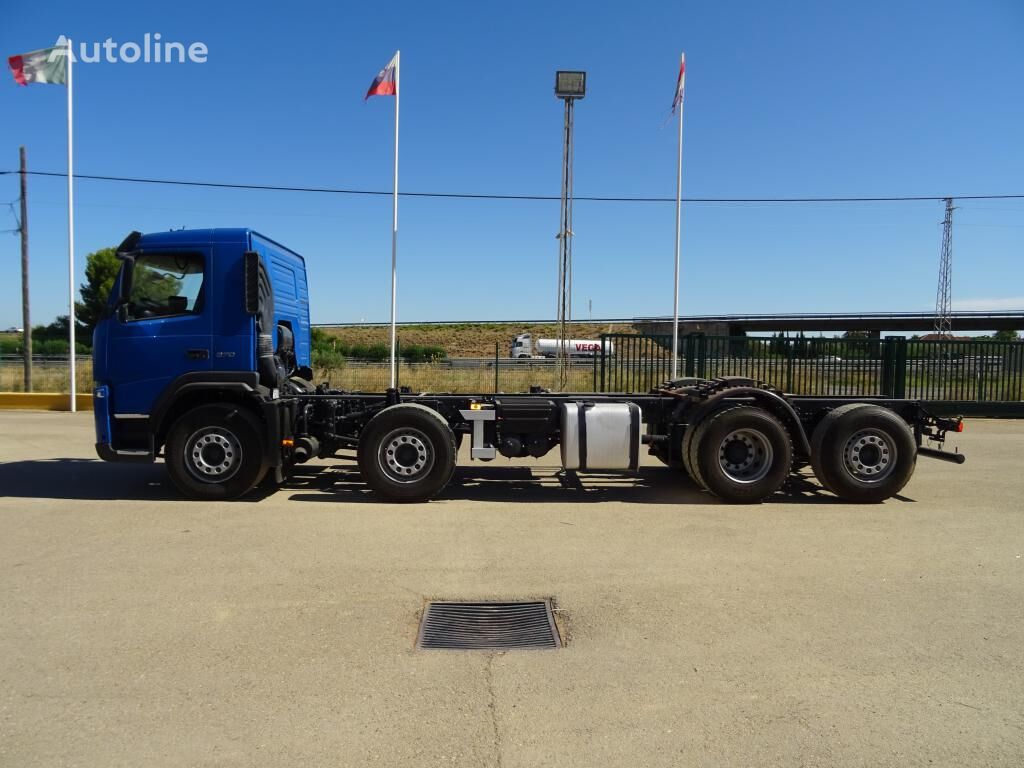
[{"left": 126, "top": 252, "right": 205, "bottom": 321}]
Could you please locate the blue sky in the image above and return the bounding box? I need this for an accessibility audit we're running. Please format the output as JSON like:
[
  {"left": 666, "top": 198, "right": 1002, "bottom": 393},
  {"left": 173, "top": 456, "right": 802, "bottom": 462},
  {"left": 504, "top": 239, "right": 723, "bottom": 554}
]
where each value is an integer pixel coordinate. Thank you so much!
[{"left": 1, "top": 0, "right": 1022, "bottom": 327}]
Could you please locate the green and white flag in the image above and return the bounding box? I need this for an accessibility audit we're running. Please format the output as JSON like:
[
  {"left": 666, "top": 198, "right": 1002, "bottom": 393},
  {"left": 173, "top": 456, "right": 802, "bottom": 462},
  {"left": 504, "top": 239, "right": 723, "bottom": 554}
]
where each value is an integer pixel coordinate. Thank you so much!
[{"left": 7, "top": 46, "right": 67, "bottom": 86}]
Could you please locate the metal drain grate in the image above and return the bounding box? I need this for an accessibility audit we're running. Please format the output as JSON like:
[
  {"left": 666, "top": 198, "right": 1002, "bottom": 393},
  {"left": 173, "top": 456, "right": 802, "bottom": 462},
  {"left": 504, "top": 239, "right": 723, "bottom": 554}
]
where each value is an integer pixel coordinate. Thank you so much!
[{"left": 417, "top": 600, "right": 561, "bottom": 650}]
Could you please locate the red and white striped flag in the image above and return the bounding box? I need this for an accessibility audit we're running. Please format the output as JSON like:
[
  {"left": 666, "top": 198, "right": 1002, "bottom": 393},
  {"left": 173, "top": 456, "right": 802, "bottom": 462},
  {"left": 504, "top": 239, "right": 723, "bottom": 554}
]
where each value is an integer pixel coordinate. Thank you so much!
[
  {"left": 365, "top": 52, "right": 398, "bottom": 99},
  {"left": 671, "top": 53, "right": 685, "bottom": 114}
]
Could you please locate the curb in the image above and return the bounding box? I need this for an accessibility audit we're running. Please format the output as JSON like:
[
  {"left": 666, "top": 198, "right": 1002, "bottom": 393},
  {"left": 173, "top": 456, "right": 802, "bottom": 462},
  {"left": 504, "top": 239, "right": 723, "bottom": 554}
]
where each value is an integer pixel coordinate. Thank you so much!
[{"left": 0, "top": 393, "right": 94, "bottom": 411}]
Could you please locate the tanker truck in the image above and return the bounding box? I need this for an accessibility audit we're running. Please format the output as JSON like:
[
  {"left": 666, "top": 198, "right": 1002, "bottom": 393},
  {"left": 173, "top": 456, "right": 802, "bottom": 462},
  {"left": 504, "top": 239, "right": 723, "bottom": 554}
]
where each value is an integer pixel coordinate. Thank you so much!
[{"left": 511, "top": 333, "right": 615, "bottom": 359}]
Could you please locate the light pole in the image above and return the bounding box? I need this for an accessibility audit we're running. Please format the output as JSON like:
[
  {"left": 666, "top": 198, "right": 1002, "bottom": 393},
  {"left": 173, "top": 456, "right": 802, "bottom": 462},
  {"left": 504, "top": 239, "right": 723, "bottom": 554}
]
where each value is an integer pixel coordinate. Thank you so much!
[{"left": 554, "top": 70, "right": 585, "bottom": 390}]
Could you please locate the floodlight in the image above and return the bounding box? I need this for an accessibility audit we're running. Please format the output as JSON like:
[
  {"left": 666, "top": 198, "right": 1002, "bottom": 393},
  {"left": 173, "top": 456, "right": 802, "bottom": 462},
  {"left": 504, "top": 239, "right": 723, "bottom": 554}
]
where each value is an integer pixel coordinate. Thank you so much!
[{"left": 555, "top": 70, "right": 586, "bottom": 100}]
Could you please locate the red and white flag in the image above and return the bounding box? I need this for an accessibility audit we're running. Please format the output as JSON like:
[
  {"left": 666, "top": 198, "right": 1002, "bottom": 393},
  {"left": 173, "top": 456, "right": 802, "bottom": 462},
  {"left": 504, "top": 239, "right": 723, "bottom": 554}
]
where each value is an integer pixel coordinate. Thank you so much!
[
  {"left": 671, "top": 53, "right": 685, "bottom": 114},
  {"left": 365, "top": 52, "right": 398, "bottom": 99}
]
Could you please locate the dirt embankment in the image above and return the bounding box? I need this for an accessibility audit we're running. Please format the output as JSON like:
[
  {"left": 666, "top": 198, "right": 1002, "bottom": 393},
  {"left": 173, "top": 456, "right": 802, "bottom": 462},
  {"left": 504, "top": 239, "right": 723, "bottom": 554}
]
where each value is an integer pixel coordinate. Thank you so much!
[{"left": 319, "top": 322, "right": 639, "bottom": 358}]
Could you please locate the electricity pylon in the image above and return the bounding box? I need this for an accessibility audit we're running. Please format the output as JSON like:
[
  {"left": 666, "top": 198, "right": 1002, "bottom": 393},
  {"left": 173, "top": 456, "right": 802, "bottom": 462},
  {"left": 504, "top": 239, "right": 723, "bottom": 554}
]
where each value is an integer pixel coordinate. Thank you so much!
[{"left": 933, "top": 198, "right": 953, "bottom": 338}]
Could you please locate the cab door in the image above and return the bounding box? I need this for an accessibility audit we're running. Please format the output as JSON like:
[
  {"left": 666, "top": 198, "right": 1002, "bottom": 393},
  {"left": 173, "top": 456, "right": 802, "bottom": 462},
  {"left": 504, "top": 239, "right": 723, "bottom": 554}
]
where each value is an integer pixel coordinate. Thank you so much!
[{"left": 105, "top": 248, "right": 212, "bottom": 415}]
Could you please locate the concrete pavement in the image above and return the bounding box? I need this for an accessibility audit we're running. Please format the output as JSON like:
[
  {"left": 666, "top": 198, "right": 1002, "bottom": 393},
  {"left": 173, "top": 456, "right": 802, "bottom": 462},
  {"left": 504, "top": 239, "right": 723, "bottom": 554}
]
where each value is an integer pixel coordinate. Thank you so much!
[{"left": 1, "top": 411, "right": 1022, "bottom": 767}]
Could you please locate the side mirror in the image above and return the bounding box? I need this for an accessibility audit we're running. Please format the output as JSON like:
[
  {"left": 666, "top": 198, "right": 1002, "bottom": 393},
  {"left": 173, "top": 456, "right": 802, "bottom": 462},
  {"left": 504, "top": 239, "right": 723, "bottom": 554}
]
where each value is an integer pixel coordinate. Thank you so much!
[{"left": 244, "top": 251, "right": 260, "bottom": 314}]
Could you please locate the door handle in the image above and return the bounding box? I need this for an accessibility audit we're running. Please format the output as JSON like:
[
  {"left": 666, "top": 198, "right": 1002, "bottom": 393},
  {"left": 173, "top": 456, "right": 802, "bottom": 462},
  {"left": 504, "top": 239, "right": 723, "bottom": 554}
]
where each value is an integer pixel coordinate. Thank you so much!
[{"left": 187, "top": 349, "right": 210, "bottom": 360}]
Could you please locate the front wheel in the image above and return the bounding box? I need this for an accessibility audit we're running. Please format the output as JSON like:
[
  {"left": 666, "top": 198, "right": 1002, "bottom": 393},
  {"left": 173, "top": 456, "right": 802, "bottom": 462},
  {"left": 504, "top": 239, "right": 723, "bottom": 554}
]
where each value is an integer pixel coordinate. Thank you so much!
[
  {"left": 165, "top": 404, "right": 268, "bottom": 500},
  {"left": 357, "top": 404, "right": 457, "bottom": 502}
]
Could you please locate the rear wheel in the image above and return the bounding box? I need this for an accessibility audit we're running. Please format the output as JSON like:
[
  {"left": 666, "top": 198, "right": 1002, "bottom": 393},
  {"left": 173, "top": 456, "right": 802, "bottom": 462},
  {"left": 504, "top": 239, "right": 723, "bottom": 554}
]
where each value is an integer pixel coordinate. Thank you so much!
[
  {"left": 811, "top": 405, "right": 916, "bottom": 503},
  {"left": 688, "top": 406, "right": 792, "bottom": 503},
  {"left": 357, "top": 404, "right": 457, "bottom": 502},
  {"left": 165, "top": 404, "right": 268, "bottom": 500},
  {"left": 809, "top": 403, "right": 868, "bottom": 493},
  {"left": 681, "top": 420, "right": 705, "bottom": 488}
]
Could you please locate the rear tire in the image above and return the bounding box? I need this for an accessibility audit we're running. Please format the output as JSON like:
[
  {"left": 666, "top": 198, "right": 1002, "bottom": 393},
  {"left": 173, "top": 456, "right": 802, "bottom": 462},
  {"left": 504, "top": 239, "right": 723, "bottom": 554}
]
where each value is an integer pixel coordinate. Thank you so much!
[
  {"left": 661, "top": 377, "right": 705, "bottom": 389},
  {"left": 681, "top": 420, "right": 706, "bottom": 489},
  {"left": 165, "top": 404, "right": 268, "bottom": 500},
  {"left": 357, "top": 404, "right": 457, "bottom": 502},
  {"left": 810, "top": 403, "right": 868, "bottom": 493},
  {"left": 811, "top": 405, "right": 916, "bottom": 503},
  {"left": 688, "top": 406, "right": 793, "bottom": 503}
]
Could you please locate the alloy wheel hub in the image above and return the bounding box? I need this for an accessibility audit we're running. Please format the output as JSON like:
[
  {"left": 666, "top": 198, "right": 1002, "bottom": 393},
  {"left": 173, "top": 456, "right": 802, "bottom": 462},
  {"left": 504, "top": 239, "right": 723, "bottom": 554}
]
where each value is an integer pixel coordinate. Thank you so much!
[
  {"left": 843, "top": 429, "right": 896, "bottom": 482},
  {"left": 718, "top": 428, "right": 774, "bottom": 483},
  {"left": 186, "top": 429, "right": 242, "bottom": 482},
  {"left": 379, "top": 428, "right": 434, "bottom": 482}
]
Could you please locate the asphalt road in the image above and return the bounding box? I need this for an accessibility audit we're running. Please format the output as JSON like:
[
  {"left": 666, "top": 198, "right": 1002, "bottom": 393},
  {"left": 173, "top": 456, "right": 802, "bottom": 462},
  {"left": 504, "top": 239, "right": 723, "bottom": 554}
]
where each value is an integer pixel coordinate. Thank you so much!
[{"left": 0, "top": 412, "right": 1021, "bottom": 767}]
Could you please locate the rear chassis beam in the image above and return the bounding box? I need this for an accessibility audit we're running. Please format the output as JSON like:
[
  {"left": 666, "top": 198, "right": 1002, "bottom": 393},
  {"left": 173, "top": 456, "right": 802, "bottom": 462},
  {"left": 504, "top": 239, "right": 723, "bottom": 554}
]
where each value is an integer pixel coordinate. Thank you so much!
[{"left": 279, "top": 389, "right": 963, "bottom": 465}]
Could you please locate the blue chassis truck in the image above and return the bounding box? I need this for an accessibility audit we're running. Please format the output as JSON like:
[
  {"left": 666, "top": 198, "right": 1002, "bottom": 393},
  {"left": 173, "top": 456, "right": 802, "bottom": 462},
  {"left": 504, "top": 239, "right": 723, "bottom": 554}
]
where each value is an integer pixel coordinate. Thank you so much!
[{"left": 92, "top": 228, "right": 964, "bottom": 504}]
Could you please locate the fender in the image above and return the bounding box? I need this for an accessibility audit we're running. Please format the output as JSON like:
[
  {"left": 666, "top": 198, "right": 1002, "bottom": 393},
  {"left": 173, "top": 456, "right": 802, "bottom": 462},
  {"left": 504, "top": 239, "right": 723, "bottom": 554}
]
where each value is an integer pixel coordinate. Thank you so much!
[
  {"left": 97, "top": 372, "right": 262, "bottom": 464},
  {"left": 685, "top": 386, "right": 813, "bottom": 457},
  {"left": 149, "top": 371, "right": 296, "bottom": 471},
  {"left": 150, "top": 371, "right": 262, "bottom": 436}
]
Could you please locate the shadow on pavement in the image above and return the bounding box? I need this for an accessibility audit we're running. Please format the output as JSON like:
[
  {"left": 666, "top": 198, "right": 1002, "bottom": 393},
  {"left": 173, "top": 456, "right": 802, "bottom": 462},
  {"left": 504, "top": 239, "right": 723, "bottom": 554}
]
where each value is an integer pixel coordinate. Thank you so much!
[
  {"left": 284, "top": 464, "right": 852, "bottom": 505},
  {"left": 0, "top": 458, "right": 176, "bottom": 501},
  {"left": 0, "top": 458, "right": 908, "bottom": 506},
  {"left": 286, "top": 464, "right": 913, "bottom": 506},
  {"left": 775, "top": 473, "right": 915, "bottom": 504}
]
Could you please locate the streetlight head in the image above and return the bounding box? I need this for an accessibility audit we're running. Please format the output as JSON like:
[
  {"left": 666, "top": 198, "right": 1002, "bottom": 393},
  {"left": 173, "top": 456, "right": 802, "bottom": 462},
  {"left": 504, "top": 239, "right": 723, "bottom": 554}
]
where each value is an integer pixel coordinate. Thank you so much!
[{"left": 555, "top": 70, "right": 586, "bottom": 100}]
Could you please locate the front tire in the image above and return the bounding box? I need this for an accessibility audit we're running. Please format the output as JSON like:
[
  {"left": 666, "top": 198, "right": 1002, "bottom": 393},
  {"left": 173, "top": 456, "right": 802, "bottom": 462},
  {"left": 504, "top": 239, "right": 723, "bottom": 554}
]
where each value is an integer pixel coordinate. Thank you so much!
[
  {"left": 357, "top": 404, "right": 457, "bottom": 502},
  {"left": 165, "top": 404, "right": 268, "bottom": 500}
]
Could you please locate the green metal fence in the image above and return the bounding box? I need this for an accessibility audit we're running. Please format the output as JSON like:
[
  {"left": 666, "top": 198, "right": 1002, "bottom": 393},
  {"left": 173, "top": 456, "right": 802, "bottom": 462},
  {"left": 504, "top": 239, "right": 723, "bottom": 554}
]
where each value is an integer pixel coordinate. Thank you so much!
[
  {"left": 598, "top": 333, "right": 1024, "bottom": 415},
  {"left": 322, "top": 357, "right": 600, "bottom": 394}
]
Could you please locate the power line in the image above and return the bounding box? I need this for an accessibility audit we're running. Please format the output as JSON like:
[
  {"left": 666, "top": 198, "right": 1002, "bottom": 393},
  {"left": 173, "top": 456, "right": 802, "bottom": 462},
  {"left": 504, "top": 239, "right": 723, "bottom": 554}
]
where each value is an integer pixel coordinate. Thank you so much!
[{"left": 1, "top": 169, "right": 1023, "bottom": 204}]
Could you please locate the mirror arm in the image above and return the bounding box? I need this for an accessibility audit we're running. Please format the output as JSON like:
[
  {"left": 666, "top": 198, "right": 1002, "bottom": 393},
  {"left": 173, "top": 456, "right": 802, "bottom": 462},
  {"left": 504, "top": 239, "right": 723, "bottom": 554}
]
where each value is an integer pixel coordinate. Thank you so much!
[{"left": 115, "top": 253, "right": 136, "bottom": 308}]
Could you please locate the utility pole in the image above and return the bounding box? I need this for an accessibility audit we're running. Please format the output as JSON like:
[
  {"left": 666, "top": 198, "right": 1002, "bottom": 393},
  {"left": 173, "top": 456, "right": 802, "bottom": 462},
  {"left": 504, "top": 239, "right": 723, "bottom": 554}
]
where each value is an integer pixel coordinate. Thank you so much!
[
  {"left": 19, "top": 146, "right": 31, "bottom": 392},
  {"left": 933, "top": 198, "right": 953, "bottom": 338}
]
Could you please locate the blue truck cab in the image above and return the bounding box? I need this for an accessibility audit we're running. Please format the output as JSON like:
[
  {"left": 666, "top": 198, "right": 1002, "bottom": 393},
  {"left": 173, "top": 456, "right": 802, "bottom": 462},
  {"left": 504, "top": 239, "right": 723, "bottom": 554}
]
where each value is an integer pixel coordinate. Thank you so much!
[{"left": 93, "top": 228, "right": 312, "bottom": 496}]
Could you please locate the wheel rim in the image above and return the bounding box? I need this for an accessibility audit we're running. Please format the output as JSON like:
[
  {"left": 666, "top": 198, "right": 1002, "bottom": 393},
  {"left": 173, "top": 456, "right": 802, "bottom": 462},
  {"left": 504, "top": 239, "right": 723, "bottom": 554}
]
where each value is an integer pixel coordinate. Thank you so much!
[
  {"left": 377, "top": 427, "right": 435, "bottom": 484},
  {"left": 185, "top": 427, "right": 243, "bottom": 483},
  {"left": 843, "top": 429, "right": 896, "bottom": 482},
  {"left": 718, "top": 428, "right": 774, "bottom": 484}
]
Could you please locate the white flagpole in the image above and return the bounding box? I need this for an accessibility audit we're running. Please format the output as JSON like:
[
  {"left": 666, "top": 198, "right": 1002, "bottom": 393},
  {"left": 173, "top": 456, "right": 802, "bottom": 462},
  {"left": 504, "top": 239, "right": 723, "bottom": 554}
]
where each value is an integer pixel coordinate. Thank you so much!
[
  {"left": 389, "top": 50, "right": 400, "bottom": 390},
  {"left": 671, "top": 54, "right": 685, "bottom": 380},
  {"left": 66, "top": 37, "right": 76, "bottom": 412}
]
